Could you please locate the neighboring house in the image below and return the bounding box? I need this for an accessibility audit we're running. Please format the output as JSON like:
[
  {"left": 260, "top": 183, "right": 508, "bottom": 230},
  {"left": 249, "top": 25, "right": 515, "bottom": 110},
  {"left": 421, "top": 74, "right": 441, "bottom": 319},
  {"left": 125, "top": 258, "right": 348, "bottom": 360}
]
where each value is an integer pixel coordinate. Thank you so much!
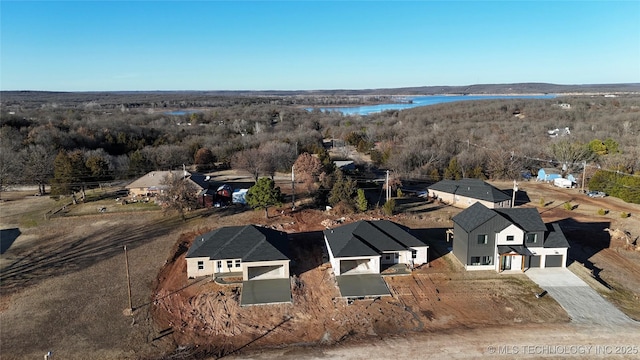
[
  {"left": 333, "top": 160, "right": 356, "bottom": 172},
  {"left": 427, "top": 179, "right": 511, "bottom": 209},
  {"left": 126, "top": 170, "right": 208, "bottom": 198},
  {"left": 537, "top": 168, "right": 562, "bottom": 182},
  {"left": 451, "top": 202, "right": 569, "bottom": 272},
  {"left": 186, "top": 225, "right": 290, "bottom": 281},
  {"left": 126, "top": 170, "right": 227, "bottom": 207},
  {"left": 323, "top": 220, "right": 428, "bottom": 276}
]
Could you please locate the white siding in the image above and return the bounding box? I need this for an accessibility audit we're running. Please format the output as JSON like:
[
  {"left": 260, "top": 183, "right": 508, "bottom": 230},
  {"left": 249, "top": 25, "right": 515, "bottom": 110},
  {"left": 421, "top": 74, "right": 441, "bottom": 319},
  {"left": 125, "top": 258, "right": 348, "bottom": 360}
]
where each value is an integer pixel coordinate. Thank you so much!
[
  {"left": 429, "top": 190, "right": 509, "bottom": 209},
  {"left": 186, "top": 257, "right": 214, "bottom": 278},
  {"left": 495, "top": 224, "right": 524, "bottom": 245},
  {"left": 410, "top": 246, "right": 429, "bottom": 265},
  {"left": 527, "top": 247, "right": 568, "bottom": 268}
]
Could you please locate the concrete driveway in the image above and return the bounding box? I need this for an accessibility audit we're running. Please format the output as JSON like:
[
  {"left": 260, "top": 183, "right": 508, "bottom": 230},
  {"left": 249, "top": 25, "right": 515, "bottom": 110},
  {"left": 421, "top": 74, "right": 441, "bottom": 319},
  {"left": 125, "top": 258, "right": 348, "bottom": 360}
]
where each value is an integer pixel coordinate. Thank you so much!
[{"left": 526, "top": 268, "right": 635, "bottom": 326}]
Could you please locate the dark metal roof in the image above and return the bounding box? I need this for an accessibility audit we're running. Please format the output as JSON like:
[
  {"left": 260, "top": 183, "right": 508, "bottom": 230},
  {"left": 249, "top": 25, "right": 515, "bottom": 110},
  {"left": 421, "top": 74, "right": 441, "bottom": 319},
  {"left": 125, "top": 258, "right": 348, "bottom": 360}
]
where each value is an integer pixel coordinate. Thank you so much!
[
  {"left": 544, "top": 223, "right": 570, "bottom": 248},
  {"left": 451, "top": 202, "right": 499, "bottom": 232},
  {"left": 324, "top": 220, "right": 425, "bottom": 258},
  {"left": 186, "top": 225, "right": 290, "bottom": 262},
  {"left": 495, "top": 208, "right": 547, "bottom": 232},
  {"left": 428, "top": 179, "right": 511, "bottom": 203}
]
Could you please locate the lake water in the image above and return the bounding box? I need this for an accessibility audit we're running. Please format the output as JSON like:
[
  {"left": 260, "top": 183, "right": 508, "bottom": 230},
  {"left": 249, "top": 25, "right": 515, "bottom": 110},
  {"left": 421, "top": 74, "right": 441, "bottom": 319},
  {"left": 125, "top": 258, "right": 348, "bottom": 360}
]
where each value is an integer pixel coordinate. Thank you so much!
[
  {"left": 164, "top": 109, "right": 202, "bottom": 116},
  {"left": 314, "top": 94, "right": 556, "bottom": 115}
]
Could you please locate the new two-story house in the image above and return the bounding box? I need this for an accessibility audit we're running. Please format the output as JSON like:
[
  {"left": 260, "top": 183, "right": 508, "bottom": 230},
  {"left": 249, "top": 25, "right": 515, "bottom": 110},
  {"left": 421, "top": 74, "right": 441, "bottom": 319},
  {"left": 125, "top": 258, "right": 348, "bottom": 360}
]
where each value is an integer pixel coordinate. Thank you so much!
[{"left": 451, "top": 202, "right": 569, "bottom": 272}]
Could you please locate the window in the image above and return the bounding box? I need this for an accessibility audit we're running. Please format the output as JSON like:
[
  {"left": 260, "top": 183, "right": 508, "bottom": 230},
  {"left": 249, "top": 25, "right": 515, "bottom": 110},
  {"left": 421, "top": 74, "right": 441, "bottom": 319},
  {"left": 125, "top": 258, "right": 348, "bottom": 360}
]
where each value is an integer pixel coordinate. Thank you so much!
[
  {"left": 526, "top": 233, "right": 537, "bottom": 244},
  {"left": 506, "top": 235, "right": 515, "bottom": 242},
  {"left": 197, "top": 261, "right": 204, "bottom": 270},
  {"left": 235, "top": 260, "right": 241, "bottom": 268},
  {"left": 481, "top": 256, "right": 492, "bottom": 265},
  {"left": 216, "top": 261, "right": 222, "bottom": 269},
  {"left": 471, "top": 256, "right": 481, "bottom": 265},
  {"left": 226, "top": 260, "right": 232, "bottom": 268},
  {"left": 412, "top": 250, "right": 417, "bottom": 259},
  {"left": 386, "top": 255, "right": 391, "bottom": 260},
  {"left": 477, "top": 234, "right": 488, "bottom": 244}
]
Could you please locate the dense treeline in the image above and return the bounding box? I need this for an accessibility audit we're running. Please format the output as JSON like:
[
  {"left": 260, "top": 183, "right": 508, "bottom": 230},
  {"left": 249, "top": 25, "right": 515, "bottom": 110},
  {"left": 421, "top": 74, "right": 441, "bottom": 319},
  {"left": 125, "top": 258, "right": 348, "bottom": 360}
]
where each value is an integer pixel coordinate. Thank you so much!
[{"left": 1, "top": 92, "right": 639, "bottom": 202}]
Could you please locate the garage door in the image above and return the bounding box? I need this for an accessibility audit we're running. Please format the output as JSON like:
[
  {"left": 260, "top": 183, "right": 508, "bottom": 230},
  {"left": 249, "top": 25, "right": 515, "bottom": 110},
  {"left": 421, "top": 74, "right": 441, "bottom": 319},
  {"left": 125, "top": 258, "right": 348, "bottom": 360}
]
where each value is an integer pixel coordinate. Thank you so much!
[
  {"left": 340, "top": 259, "right": 374, "bottom": 275},
  {"left": 528, "top": 255, "right": 541, "bottom": 268},
  {"left": 545, "top": 255, "right": 564, "bottom": 268},
  {"left": 247, "top": 265, "right": 284, "bottom": 280}
]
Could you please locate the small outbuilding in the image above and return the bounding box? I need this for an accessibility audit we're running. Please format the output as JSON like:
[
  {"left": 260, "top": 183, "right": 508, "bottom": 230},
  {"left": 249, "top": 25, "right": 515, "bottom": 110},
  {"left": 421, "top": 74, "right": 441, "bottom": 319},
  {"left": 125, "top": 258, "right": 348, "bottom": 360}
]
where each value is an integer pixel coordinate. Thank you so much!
[{"left": 537, "top": 168, "right": 562, "bottom": 182}]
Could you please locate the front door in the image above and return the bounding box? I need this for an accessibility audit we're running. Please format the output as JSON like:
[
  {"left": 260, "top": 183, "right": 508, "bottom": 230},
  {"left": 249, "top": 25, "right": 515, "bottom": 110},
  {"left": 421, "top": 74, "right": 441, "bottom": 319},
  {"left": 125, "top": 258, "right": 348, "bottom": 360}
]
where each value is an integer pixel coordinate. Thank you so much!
[{"left": 501, "top": 255, "right": 512, "bottom": 271}]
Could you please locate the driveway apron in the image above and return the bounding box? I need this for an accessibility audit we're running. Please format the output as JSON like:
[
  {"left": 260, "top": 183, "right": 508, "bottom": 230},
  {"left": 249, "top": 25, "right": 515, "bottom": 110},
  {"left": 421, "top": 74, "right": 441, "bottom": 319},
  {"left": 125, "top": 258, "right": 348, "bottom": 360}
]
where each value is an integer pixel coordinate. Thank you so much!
[{"left": 526, "top": 268, "right": 635, "bottom": 326}]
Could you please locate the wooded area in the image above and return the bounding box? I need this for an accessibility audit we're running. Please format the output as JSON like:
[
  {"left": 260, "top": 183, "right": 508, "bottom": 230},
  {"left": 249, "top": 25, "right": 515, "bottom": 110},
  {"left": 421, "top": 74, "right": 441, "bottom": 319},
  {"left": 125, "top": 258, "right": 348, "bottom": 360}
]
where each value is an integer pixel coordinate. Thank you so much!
[{"left": 1, "top": 90, "right": 639, "bottom": 202}]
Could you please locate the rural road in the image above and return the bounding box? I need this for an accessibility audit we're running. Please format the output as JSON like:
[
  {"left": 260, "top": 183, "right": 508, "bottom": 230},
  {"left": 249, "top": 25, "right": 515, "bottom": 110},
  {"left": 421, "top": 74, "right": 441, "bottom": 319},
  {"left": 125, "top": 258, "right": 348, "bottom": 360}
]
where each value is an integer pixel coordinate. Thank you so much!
[{"left": 221, "top": 322, "right": 640, "bottom": 359}]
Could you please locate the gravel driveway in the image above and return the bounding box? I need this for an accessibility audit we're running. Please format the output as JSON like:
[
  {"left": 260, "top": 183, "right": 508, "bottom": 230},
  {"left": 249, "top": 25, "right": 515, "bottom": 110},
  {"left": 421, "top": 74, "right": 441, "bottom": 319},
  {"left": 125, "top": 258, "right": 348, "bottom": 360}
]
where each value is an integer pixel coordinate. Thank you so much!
[{"left": 526, "top": 268, "right": 635, "bottom": 326}]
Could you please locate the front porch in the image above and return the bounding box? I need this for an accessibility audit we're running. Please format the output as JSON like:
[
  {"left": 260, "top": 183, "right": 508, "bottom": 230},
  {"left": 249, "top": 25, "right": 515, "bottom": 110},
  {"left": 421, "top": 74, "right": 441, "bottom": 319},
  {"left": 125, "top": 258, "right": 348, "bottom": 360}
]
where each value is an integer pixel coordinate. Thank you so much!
[{"left": 497, "top": 245, "right": 533, "bottom": 273}]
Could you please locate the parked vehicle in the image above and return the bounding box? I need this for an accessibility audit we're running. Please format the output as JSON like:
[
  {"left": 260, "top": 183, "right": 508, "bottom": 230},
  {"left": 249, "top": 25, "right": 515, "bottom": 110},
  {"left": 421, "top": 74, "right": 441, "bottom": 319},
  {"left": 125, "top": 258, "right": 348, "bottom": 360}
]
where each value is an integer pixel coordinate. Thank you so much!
[
  {"left": 553, "top": 178, "right": 574, "bottom": 189},
  {"left": 587, "top": 191, "right": 607, "bottom": 198}
]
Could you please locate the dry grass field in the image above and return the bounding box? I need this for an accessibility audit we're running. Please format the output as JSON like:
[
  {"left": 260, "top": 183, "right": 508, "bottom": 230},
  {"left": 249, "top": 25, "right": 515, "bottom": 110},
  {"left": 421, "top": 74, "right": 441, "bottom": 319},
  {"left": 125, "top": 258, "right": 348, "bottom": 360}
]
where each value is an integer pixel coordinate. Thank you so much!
[{"left": 1, "top": 179, "right": 639, "bottom": 359}]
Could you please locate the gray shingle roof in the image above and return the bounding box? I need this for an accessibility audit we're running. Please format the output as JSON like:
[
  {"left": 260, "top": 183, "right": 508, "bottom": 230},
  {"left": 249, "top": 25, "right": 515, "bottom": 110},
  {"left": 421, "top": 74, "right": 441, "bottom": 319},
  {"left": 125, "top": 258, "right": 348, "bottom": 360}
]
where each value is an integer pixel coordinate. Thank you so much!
[
  {"left": 495, "top": 208, "right": 547, "bottom": 232},
  {"left": 186, "top": 225, "right": 289, "bottom": 262},
  {"left": 451, "top": 202, "right": 499, "bottom": 232},
  {"left": 428, "top": 179, "right": 510, "bottom": 203},
  {"left": 497, "top": 245, "right": 529, "bottom": 255},
  {"left": 544, "top": 223, "right": 570, "bottom": 248},
  {"left": 324, "top": 220, "right": 425, "bottom": 258}
]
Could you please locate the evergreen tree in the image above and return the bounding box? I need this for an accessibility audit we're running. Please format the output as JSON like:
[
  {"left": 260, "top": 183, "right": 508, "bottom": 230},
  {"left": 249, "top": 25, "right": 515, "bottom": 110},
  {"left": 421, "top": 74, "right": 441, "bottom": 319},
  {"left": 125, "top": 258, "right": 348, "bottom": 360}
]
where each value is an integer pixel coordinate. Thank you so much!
[
  {"left": 246, "top": 177, "right": 283, "bottom": 218},
  {"left": 52, "top": 150, "right": 73, "bottom": 195},
  {"left": 443, "top": 157, "right": 462, "bottom": 180},
  {"left": 356, "top": 188, "right": 368, "bottom": 212},
  {"left": 328, "top": 170, "right": 357, "bottom": 207}
]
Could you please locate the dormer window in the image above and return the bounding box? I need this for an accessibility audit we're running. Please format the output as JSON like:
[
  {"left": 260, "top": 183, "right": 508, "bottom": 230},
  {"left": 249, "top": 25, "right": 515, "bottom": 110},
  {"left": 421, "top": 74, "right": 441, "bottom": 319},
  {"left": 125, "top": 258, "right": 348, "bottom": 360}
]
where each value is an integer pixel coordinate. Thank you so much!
[{"left": 506, "top": 235, "right": 514, "bottom": 242}]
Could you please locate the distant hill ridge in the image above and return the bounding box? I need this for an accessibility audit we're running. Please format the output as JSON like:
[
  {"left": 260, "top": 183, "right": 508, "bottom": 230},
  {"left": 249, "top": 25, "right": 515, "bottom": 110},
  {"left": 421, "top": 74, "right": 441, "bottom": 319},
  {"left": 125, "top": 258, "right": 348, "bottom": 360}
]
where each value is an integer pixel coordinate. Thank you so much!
[{"left": 2, "top": 83, "right": 638, "bottom": 109}]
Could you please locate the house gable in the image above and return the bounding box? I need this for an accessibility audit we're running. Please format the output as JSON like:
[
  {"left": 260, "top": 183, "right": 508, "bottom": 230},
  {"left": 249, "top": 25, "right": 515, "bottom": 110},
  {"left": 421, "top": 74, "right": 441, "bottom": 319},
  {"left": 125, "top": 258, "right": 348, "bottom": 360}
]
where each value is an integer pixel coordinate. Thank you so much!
[{"left": 452, "top": 202, "right": 569, "bottom": 271}]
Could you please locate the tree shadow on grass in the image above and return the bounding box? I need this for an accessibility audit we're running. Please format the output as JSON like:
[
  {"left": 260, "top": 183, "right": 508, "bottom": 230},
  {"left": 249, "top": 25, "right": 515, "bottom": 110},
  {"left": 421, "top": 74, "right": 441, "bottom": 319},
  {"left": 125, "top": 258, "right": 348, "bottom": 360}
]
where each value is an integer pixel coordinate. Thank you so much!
[
  {"left": 0, "top": 215, "right": 184, "bottom": 294},
  {"left": 395, "top": 196, "right": 450, "bottom": 214}
]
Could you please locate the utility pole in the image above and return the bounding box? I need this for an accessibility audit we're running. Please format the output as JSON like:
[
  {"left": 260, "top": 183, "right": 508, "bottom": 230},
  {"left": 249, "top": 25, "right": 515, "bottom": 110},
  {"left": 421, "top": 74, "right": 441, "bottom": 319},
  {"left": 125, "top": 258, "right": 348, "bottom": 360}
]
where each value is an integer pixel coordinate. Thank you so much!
[
  {"left": 386, "top": 170, "right": 390, "bottom": 202},
  {"left": 581, "top": 161, "right": 587, "bottom": 193},
  {"left": 511, "top": 180, "right": 518, "bottom": 208},
  {"left": 291, "top": 165, "right": 295, "bottom": 211},
  {"left": 124, "top": 245, "right": 133, "bottom": 315}
]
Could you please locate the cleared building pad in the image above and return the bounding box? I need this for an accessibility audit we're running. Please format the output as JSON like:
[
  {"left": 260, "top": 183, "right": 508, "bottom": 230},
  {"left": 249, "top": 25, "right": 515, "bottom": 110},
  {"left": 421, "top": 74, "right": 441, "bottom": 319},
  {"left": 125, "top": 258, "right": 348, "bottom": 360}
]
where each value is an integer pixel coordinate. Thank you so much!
[
  {"left": 240, "top": 278, "right": 292, "bottom": 306},
  {"left": 336, "top": 274, "right": 391, "bottom": 298}
]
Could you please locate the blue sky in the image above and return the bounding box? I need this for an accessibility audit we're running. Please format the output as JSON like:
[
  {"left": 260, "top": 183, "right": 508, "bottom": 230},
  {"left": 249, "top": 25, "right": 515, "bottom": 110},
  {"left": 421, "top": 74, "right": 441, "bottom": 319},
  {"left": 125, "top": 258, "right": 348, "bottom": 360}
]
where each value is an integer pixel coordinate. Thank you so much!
[{"left": 1, "top": 1, "right": 639, "bottom": 91}]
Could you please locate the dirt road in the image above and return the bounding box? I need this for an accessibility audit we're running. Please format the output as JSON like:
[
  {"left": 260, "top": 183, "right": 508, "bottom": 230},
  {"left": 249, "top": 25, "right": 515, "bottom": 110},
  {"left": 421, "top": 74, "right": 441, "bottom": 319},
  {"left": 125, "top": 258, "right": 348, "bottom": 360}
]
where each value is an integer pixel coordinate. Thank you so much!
[{"left": 220, "top": 323, "right": 640, "bottom": 359}]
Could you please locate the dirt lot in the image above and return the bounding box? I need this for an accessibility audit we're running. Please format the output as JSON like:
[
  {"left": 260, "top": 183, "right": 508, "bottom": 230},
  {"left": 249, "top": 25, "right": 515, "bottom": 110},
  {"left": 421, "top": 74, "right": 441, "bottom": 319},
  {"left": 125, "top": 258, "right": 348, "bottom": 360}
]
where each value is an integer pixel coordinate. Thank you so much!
[
  {"left": 150, "top": 209, "right": 568, "bottom": 358},
  {"left": 1, "top": 179, "right": 639, "bottom": 359}
]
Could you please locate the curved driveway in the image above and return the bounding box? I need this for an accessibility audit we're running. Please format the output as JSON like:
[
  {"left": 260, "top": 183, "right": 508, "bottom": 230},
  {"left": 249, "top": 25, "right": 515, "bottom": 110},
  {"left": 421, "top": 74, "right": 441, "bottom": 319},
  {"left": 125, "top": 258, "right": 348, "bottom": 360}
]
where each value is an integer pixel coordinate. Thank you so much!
[{"left": 525, "top": 268, "right": 635, "bottom": 326}]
